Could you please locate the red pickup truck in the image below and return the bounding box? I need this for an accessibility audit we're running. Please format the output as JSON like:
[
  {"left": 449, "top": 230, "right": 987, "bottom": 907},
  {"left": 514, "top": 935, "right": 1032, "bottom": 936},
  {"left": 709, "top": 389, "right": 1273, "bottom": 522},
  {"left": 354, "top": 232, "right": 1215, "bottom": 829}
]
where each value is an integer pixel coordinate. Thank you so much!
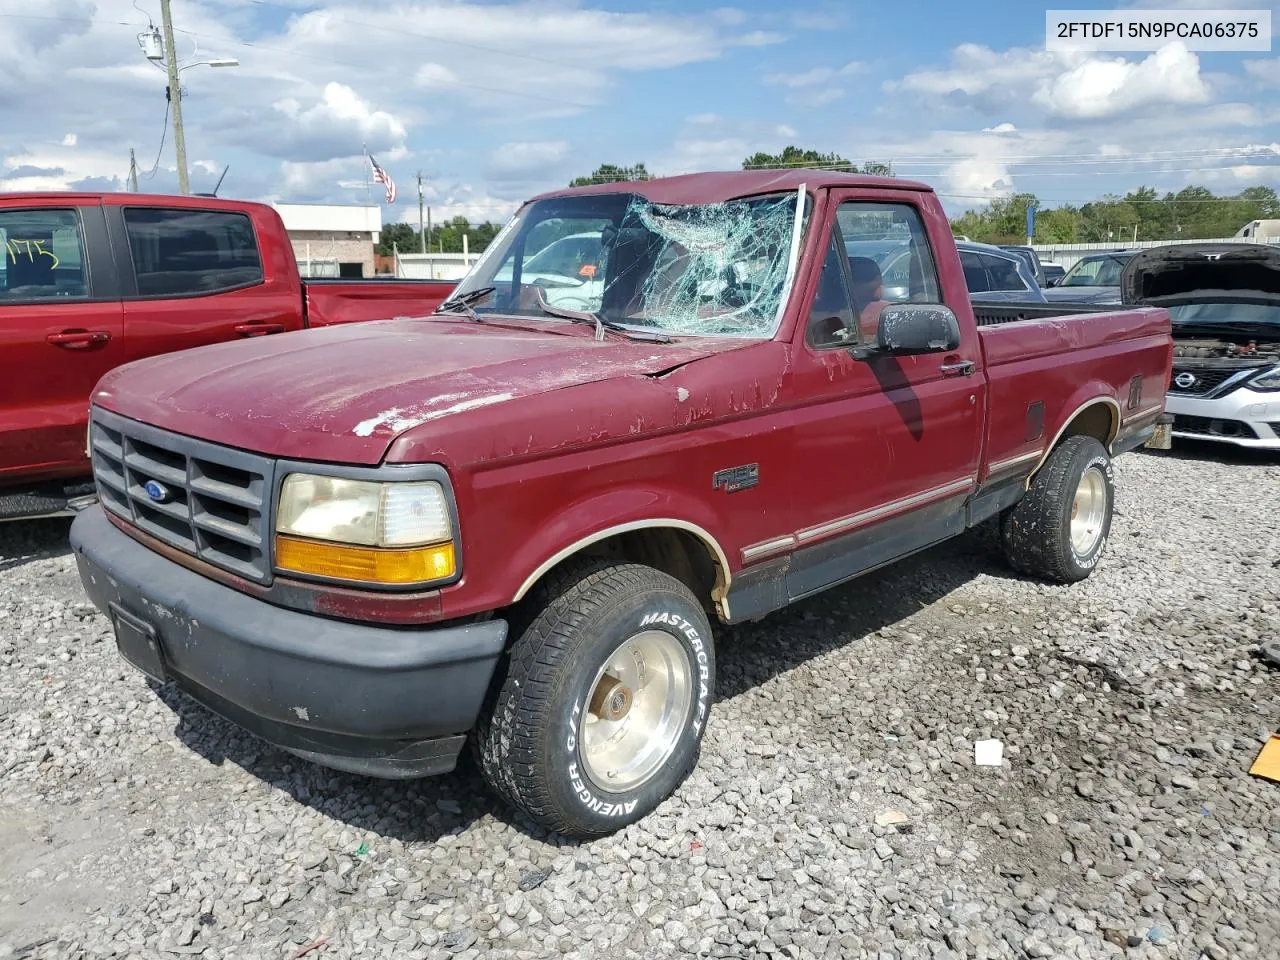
[
  {"left": 0, "top": 192, "right": 454, "bottom": 519},
  {"left": 69, "top": 171, "right": 1173, "bottom": 838}
]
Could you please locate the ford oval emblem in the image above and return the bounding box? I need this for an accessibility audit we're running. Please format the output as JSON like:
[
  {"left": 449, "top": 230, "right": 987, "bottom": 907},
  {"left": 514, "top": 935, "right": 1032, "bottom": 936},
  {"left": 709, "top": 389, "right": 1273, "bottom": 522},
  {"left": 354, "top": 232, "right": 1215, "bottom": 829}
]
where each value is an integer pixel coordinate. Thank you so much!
[
  {"left": 143, "top": 479, "right": 171, "bottom": 503},
  {"left": 1173, "top": 372, "right": 1197, "bottom": 390}
]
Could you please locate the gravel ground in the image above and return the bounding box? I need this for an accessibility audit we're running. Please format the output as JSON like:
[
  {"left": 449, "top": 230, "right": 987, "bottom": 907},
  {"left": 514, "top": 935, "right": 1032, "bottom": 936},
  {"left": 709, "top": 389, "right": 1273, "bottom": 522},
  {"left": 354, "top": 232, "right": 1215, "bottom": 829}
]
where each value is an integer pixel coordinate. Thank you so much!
[{"left": 1, "top": 442, "right": 1278, "bottom": 960}]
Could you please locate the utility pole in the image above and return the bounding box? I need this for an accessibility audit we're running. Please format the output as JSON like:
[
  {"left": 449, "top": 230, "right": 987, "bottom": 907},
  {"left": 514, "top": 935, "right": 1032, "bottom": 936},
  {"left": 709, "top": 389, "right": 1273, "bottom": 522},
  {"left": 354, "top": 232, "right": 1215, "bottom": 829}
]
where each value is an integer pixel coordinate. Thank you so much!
[
  {"left": 128, "top": 149, "right": 139, "bottom": 191},
  {"left": 418, "top": 172, "right": 426, "bottom": 253},
  {"left": 158, "top": 0, "right": 188, "bottom": 194}
]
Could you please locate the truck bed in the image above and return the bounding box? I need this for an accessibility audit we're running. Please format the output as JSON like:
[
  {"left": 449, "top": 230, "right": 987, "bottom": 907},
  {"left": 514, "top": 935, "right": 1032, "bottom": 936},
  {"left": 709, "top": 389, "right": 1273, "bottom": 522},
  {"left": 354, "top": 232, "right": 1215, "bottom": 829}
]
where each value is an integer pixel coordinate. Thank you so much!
[
  {"left": 971, "top": 301, "right": 1119, "bottom": 327},
  {"left": 977, "top": 304, "right": 1173, "bottom": 480},
  {"left": 303, "top": 278, "right": 456, "bottom": 326}
]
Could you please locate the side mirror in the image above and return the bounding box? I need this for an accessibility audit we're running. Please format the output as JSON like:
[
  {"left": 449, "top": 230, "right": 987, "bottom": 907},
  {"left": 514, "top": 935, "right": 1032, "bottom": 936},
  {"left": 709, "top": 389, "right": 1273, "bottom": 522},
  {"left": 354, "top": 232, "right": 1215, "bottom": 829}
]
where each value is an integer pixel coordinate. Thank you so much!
[{"left": 875, "top": 304, "right": 961, "bottom": 355}]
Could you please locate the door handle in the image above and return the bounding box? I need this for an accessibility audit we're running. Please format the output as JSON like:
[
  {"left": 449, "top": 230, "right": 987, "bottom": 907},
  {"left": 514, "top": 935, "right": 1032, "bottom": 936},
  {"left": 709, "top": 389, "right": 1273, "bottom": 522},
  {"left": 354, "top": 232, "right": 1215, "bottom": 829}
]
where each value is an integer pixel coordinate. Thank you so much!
[
  {"left": 47, "top": 330, "right": 111, "bottom": 348},
  {"left": 939, "top": 359, "right": 976, "bottom": 376},
  {"left": 234, "top": 322, "right": 287, "bottom": 337}
]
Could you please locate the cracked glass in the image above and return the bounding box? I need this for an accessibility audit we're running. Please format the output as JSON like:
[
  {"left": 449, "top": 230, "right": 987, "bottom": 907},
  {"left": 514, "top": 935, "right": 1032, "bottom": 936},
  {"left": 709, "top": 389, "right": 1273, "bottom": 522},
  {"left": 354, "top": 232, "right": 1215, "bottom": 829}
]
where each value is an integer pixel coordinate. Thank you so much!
[{"left": 449, "top": 189, "right": 808, "bottom": 339}]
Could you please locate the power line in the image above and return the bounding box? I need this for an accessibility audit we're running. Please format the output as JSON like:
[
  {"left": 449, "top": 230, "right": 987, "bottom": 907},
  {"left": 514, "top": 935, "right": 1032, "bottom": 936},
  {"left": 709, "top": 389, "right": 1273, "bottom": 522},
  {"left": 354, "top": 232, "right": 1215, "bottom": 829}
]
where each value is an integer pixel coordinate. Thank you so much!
[
  {"left": 223, "top": 38, "right": 597, "bottom": 108},
  {"left": 141, "top": 98, "right": 170, "bottom": 179}
]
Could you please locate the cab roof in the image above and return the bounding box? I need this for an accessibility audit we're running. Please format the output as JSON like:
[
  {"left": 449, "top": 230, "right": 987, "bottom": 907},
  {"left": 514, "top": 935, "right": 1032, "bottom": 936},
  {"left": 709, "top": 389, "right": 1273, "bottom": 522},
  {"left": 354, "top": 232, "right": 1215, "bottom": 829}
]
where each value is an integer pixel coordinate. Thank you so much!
[{"left": 532, "top": 169, "right": 934, "bottom": 206}]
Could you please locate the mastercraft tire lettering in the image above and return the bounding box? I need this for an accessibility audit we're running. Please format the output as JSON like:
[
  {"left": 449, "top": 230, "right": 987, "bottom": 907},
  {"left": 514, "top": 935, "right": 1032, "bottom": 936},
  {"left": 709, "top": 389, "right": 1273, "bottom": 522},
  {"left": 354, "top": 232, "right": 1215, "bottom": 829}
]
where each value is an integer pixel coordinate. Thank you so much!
[{"left": 474, "top": 561, "right": 716, "bottom": 839}]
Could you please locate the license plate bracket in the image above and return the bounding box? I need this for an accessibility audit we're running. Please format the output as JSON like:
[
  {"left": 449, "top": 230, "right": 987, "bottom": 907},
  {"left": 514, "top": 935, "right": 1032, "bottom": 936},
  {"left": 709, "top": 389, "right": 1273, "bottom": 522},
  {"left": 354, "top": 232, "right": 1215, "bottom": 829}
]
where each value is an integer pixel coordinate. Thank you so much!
[{"left": 108, "top": 602, "right": 167, "bottom": 683}]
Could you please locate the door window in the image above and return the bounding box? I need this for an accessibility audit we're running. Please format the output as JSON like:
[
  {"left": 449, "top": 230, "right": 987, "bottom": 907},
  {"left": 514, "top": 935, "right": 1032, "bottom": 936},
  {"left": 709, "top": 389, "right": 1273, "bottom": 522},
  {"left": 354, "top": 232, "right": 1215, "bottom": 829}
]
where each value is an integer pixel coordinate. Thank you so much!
[
  {"left": 960, "top": 252, "right": 991, "bottom": 293},
  {"left": 0, "top": 209, "right": 88, "bottom": 301},
  {"left": 123, "top": 208, "right": 263, "bottom": 297},
  {"left": 837, "top": 202, "right": 941, "bottom": 305},
  {"left": 810, "top": 201, "right": 943, "bottom": 348},
  {"left": 981, "top": 254, "right": 1027, "bottom": 291}
]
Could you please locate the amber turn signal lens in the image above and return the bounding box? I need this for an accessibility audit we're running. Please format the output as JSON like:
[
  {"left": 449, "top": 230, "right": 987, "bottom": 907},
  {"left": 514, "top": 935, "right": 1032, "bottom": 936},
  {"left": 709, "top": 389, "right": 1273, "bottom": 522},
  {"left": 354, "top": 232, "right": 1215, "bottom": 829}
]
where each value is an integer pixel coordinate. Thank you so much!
[{"left": 275, "top": 535, "right": 456, "bottom": 585}]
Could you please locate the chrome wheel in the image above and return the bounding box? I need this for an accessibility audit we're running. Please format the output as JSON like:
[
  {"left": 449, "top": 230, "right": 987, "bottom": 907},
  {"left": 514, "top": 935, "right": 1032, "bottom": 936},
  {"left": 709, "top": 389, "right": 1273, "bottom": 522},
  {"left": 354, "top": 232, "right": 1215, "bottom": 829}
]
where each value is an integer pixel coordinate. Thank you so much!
[
  {"left": 1070, "top": 465, "right": 1108, "bottom": 556},
  {"left": 578, "top": 630, "right": 693, "bottom": 794}
]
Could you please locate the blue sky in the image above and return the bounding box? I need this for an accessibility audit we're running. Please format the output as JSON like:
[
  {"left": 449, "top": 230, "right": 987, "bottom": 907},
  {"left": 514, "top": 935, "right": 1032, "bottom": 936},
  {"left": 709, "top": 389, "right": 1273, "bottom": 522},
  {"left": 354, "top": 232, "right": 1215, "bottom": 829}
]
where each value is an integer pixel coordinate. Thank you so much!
[{"left": 1, "top": 0, "right": 1277, "bottom": 224}]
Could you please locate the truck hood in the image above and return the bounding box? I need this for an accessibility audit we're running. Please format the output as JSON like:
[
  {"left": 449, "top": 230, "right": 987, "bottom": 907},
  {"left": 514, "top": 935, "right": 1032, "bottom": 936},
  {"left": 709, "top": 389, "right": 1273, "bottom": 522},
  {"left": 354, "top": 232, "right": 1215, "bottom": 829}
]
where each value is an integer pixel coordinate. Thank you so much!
[
  {"left": 1120, "top": 242, "right": 1280, "bottom": 307},
  {"left": 92, "top": 317, "right": 747, "bottom": 465}
]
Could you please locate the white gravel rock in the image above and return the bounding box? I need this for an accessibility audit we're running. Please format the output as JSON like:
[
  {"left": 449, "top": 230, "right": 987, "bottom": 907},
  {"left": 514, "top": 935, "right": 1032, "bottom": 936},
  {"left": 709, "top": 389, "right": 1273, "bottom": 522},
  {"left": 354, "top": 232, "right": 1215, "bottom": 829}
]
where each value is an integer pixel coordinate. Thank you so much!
[{"left": 2, "top": 447, "right": 1279, "bottom": 959}]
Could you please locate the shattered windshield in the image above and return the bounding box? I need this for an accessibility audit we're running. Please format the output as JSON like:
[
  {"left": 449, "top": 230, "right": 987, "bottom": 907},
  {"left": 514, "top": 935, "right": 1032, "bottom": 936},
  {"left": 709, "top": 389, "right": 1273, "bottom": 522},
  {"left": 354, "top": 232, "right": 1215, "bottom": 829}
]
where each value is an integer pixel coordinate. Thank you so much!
[{"left": 448, "top": 190, "right": 807, "bottom": 338}]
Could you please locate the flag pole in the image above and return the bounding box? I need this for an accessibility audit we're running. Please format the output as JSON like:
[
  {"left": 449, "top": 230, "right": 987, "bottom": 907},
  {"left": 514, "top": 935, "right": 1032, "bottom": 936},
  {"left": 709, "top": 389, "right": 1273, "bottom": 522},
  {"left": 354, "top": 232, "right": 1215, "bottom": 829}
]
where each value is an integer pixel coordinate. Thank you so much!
[{"left": 362, "top": 142, "right": 370, "bottom": 204}]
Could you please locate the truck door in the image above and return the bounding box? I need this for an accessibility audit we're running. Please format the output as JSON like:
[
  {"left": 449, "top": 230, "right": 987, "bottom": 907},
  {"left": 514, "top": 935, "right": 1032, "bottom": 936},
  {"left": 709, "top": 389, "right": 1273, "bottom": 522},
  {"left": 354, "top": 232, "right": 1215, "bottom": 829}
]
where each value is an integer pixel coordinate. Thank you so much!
[
  {"left": 112, "top": 204, "right": 296, "bottom": 363},
  {"left": 0, "top": 201, "right": 125, "bottom": 481},
  {"left": 781, "top": 191, "right": 985, "bottom": 600}
]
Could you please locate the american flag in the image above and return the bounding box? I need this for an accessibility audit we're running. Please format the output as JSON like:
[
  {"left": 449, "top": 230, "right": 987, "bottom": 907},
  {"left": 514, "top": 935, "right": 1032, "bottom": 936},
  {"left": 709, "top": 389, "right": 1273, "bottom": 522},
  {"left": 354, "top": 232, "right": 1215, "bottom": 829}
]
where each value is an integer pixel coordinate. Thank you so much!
[{"left": 369, "top": 155, "right": 396, "bottom": 204}]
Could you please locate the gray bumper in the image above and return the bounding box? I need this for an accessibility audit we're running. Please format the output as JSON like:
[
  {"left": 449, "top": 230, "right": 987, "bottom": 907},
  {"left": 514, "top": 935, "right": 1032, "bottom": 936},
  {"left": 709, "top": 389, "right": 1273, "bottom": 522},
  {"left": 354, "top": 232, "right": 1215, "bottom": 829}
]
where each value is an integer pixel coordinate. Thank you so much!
[
  {"left": 1165, "top": 387, "right": 1280, "bottom": 450},
  {"left": 70, "top": 507, "right": 507, "bottom": 778}
]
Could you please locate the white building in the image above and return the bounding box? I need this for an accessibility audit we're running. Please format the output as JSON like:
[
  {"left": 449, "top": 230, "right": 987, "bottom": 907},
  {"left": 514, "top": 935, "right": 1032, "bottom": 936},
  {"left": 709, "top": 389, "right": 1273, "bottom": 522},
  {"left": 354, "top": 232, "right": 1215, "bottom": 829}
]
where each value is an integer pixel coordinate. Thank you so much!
[{"left": 273, "top": 202, "right": 381, "bottom": 278}]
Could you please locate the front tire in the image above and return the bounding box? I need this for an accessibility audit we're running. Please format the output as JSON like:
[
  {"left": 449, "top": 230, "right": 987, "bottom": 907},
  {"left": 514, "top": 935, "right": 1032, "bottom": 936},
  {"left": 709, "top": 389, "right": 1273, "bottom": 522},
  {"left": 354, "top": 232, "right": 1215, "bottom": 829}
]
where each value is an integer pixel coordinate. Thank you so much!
[
  {"left": 475, "top": 561, "right": 715, "bottom": 839},
  {"left": 1000, "top": 435, "right": 1115, "bottom": 583}
]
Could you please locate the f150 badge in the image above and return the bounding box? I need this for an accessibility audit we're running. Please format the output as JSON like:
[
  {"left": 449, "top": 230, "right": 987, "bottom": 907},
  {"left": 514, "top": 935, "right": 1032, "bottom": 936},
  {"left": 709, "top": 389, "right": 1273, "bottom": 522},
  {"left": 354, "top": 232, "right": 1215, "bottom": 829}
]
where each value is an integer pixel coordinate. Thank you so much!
[{"left": 712, "top": 464, "right": 759, "bottom": 493}]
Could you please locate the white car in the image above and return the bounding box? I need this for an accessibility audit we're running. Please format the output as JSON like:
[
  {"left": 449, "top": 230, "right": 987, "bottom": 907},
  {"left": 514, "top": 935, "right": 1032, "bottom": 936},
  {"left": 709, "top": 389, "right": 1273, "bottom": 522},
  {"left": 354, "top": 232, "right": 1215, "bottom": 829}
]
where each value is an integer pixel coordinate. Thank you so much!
[
  {"left": 1122, "top": 243, "right": 1280, "bottom": 450},
  {"left": 494, "top": 232, "right": 605, "bottom": 309}
]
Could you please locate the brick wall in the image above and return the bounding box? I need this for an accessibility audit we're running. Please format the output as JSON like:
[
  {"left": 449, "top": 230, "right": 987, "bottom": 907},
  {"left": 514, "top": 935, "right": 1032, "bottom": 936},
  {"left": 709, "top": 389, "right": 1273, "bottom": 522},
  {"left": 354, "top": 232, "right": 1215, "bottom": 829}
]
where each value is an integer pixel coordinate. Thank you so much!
[{"left": 288, "top": 232, "right": 375, "bottom": 278}]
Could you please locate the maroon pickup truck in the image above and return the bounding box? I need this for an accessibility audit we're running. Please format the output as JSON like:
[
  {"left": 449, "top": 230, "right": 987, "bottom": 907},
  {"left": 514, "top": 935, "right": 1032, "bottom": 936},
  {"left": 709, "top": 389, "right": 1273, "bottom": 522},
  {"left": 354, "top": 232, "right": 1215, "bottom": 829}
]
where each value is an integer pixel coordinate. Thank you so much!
[
  {"left": 0, "top": 192, "right": 454, "bottom": 519},
  {"left": 69, "top": 171, "right": 1173, "bottom": 838}
]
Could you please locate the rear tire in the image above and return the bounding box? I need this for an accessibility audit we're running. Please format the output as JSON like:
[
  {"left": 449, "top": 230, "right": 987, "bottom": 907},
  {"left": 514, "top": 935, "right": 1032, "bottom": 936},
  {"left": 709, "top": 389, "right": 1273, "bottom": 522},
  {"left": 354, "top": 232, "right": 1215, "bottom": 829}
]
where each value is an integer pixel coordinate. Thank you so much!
[
  {"left": 1000, "top": 435, "right": 1114, "bottom": 583},
  {"left": 474, "top": 561, "right": 714, "bottom": 839}
]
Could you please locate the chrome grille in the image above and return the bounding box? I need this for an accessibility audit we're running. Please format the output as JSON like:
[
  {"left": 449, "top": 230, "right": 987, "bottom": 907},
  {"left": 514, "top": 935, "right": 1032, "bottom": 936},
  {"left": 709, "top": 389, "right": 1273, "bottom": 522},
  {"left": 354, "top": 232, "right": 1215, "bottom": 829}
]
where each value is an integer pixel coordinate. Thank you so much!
[
  {"left": 90, "top": 407, "right": 275, "bottom": 583},
  {"left": 1168, "top": 367, "right": 1242, "bottom": 397}
]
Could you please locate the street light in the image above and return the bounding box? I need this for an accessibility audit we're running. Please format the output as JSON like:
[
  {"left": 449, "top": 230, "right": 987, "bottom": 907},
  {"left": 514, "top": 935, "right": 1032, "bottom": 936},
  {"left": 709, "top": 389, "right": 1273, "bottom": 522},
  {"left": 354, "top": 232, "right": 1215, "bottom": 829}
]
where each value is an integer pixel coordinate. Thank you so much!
[{"left": 137, "top": 0, "right": 239, "bottom": 194}]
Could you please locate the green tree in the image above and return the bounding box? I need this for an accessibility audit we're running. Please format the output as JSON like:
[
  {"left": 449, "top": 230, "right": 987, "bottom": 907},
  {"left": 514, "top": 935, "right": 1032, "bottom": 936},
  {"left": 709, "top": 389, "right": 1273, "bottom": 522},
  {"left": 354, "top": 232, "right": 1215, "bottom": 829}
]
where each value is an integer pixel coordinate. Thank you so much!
[
  {"left": 743, "top": 146, "right": 857, "bottom": 171},
  {"left": 376, "top": 221, "right": 419, "bottom": 256},
  {"left": 949, "top": 183, "right": 1279, "bottom": 244},
  {"left": 741, "top": 147, "right": 893, "bottom": 176},
  {"left": 569, "top": 163, "right": 653, "bottom": 187}
]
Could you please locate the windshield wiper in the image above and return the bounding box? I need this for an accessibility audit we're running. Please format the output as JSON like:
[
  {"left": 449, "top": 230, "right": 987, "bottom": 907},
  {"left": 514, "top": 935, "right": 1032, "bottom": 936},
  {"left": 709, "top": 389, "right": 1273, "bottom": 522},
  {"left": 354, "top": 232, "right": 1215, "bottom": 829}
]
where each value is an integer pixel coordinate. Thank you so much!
[
  {"left": 532, "top": 288, "right": 672, "bottom": 342},
  {"left": 435, "top": 286, "right": 495, "bottom": 320}
]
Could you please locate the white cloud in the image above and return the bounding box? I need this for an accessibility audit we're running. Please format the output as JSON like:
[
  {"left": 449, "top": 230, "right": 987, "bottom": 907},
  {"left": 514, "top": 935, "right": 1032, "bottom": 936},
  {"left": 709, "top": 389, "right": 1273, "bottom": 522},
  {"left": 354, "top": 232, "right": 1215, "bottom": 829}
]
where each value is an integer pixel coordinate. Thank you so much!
[
  {"left": 686, "top": 113, "right": 720, "bottom": 124},
  {"left": 61, "top": 133, "right": 77, "bottom": 147},
  {"left": 764, "top": 61, "right": 866, "bottom": 88},
  {"left": 1244, "top": 58, "right": 1280, "bottom": 85},
  {"left": 484, "top": 141, "right": 571, "bottom": 182},
  {"left": 414, "top": 63, "right": 460, "bottom": 89},
  {"left": 888, "top": 41, "right": 1211, "bottom": 120},
  {"left": 983, "top": 122, "right": 1017, "bottom": 134},
  {"left": 267, "top": 83, "right": 407, "bottom": 159},
  {"left": 1033, "top": 43, "right": 1209, "bottom": 119},
  {"left": 0, "top": 0, "right": 783, "bottom": 204}
]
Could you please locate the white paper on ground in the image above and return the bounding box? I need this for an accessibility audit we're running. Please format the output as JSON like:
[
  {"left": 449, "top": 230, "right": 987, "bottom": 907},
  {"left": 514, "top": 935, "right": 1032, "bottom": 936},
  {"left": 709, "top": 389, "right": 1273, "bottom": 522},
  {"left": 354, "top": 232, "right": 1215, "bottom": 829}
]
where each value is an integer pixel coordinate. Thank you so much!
[{"left": 974, "top": 739, "right": 1004, "bottom": 766}]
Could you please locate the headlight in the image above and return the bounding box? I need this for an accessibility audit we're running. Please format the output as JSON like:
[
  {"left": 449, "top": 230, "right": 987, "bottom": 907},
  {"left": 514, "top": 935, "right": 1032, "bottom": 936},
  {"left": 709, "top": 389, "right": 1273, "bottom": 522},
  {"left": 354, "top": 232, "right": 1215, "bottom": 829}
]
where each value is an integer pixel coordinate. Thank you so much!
[
  {"left": 1250, "top": 366, "right": 1280, "bottom": 392},
  {"left": 275, "top": 474, "right": 456, "bottom": 586}
]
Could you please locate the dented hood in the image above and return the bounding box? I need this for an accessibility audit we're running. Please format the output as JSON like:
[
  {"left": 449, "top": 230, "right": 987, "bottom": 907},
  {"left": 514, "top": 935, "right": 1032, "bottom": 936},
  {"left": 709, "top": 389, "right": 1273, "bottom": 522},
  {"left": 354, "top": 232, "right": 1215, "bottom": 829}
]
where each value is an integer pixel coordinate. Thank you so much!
[
  {"left": 92, "top": 317, "right": 744, "bottom": 465},
  {"left": 1121, "top": 242, "right": 1280, "bottom": 307}
]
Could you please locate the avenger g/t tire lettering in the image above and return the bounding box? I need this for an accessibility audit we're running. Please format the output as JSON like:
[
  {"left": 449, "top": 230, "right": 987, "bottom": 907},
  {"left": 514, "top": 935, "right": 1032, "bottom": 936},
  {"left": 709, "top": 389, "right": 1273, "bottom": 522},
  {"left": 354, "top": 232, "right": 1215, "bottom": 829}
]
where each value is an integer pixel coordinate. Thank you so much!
[
  {"left": 1000, "top": 435, "right": 1115, "bottom": 584},
  {"left": 474, "top": 561, "right": 714, "bottom": 839}
]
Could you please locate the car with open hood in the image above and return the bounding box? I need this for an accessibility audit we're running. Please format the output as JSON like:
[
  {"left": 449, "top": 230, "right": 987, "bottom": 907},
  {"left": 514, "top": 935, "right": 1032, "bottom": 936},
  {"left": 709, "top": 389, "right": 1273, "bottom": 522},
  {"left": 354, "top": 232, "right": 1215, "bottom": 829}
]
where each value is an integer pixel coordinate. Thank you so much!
[{"left": 1121, "top": 242, "right": 1280, "bottom": 449}]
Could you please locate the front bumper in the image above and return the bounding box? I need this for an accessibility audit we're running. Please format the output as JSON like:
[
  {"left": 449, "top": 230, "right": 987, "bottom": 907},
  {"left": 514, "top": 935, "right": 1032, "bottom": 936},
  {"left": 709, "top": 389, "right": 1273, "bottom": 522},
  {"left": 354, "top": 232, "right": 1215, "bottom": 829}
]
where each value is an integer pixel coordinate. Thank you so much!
[
  {"left": 70, "top": 507, "right": 508, "bottom": 778},
  {"left": 1165, "top": 387, "right": 1280, "bottom": 450}
]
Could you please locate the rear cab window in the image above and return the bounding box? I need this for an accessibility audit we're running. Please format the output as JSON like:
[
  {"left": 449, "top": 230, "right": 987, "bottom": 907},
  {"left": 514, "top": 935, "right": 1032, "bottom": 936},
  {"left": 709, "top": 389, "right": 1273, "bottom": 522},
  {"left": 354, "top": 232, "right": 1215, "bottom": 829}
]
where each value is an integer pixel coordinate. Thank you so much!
[
  {"left": 0, "top": 208, "right": 89, "bottom": 302},
  {"left": 123, "top": 208, "right": 263, "bottom": 297},
  {"left": 809, "top": 201, "right": 942, "bottom": 348}
]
